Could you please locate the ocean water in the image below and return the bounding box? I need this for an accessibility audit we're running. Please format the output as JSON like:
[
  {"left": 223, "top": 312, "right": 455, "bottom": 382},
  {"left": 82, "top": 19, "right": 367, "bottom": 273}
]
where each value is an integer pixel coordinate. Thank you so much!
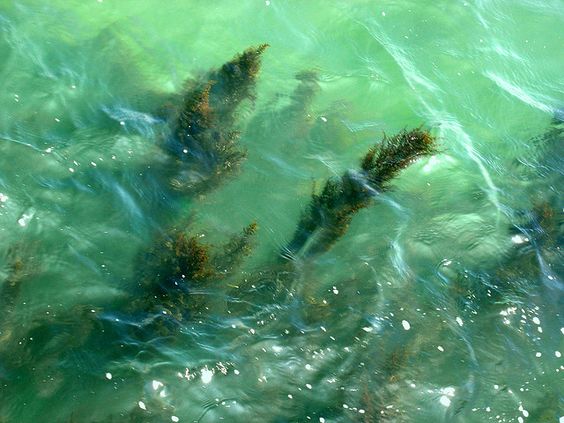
[{"left": 0, "top": 1, "right": 563, "bottom": 422}]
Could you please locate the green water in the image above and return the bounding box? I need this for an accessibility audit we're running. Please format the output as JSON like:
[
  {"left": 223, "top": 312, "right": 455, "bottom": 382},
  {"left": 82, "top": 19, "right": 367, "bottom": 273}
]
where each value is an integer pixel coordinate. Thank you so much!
[{"left": 1, "top": 1, "right": 563, "bottom": 422}]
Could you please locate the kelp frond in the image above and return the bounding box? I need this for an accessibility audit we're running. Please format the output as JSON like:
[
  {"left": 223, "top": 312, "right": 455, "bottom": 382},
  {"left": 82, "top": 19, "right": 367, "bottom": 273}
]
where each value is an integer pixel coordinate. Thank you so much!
[
  {"left": 157, "top": 231, "right": 215, "bottom": 284},
  {"left": 176, "top": 80, "right": 215, "bottom": 142},
  {"left": 0, "top": 243, "right": 38, "bottom": 315},
  {"left": 208, "top": 44, "right": 269, "bottom": 123},
  {"left": 135, "top": 223, "right": 259, "bottom": 322},
  {"left": 218, "top": 44, "right": 269, "bottom": 93},
  {"left": 361, "top": 128, "right": 436, "bottom": 189},
  {"left": 285, "top": 128, "right": 437, "bottom": 258},
  {"left": 214, "top": 222, "right": 258, "bottom": 275},
  {"left": 166, "top": 45, "right": 268, "bottom": 193}
]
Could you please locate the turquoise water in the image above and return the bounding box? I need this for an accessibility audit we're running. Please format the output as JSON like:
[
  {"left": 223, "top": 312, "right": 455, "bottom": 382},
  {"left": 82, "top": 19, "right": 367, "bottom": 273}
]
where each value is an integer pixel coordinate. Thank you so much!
[{"left": 1, "top": 1, "right": 563, "bottom": 422}]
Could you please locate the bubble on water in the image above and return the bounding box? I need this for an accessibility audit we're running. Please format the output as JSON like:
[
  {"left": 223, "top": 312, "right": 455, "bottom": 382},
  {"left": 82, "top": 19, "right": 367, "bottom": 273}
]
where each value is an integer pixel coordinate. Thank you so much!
[
  {"left": 456, "top": 317, "right": 464, "bottom": 326},
  {"left": 105, "top": 372, "right": 112, "bottom": 380},
  {"left": 401, "top": 320, "right": 411, "bottom": 330},
  {"left": 138, "top": 401, "right": 146, "bottom": 410}
]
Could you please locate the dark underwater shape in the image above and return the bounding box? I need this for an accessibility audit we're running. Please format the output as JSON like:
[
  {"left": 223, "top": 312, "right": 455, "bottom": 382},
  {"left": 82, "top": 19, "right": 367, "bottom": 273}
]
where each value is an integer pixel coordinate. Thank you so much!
[
  {"left": 165, "top": 45, "right": 269, "bottom": 193},
  {"left": 0, "top": 242, "right": 40, "bottom": 325},
  {"left": 284, "top": 128, "right": 437, "bottom": 259},
  {"left": 133, "top": 223, "right": 258, "bottom": 323}
]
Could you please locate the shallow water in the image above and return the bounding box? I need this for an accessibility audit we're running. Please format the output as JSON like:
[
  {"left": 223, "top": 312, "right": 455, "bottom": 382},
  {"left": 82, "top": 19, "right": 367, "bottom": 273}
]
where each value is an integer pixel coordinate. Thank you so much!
[{"left": 0, "top": 1, "right": 563, "bottom": 422}]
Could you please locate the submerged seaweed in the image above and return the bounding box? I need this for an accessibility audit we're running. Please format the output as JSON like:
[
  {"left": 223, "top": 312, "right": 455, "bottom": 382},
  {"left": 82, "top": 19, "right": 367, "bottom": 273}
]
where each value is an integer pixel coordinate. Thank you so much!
[
  {"left": 3, "top": 31, "right": 562, "bottom": 421},
  {"left": 165, "top": 45, "right": 269, "bottom": 193},
  {"left": 285, "top": 128, "right": 437, "bottom": 258},
  {"left": 134, "top": 223, "right": 258, "bottom": 323},
  {"left": 0, "top": 244, "right": 34, "bottom": 315}
]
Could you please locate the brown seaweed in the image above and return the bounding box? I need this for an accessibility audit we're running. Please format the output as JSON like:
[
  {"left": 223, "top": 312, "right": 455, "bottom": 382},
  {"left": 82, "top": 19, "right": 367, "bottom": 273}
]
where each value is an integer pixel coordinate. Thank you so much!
[
  {"left": 285, "top": 128, "right": 437, "bottom": 259},
  {"left": 0, "top": 243, "right": 39, "bottom": 326},
  {"left": 206, "top": 44, "right": 270, "bottom": 125},
  {"left": 165, "top": 45, "right": 269, "bottom": 193},
  {"left": 133, "top": 223, "right": 258, "bottom": 323}
]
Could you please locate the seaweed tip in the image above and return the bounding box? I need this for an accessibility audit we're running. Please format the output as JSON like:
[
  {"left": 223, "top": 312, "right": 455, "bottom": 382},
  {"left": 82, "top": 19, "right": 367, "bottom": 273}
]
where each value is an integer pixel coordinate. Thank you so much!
[{"left": 245, "top": 221, "right": 258, "bottom": 235}]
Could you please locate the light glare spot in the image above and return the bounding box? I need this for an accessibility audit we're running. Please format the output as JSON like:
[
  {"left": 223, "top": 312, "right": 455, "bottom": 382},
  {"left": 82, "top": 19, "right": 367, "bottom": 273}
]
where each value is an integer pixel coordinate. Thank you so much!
[
  {"left": 201, "top": 367, "right": 213, "bottom": 384},
  {"left": 439, "top": 396, "right": 451, "bottom": 407},
  {"left": 511, "top": 234, "right": 528, "bottom": 244}
]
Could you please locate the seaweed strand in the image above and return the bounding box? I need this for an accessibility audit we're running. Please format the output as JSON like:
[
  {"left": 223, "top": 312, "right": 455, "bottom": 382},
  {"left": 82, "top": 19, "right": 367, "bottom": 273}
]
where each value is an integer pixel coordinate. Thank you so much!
[
  {"left": 166, "top": 45, "right": 269, "bottom": 193},
  {"left": 285, "top": 128, "right": 437, "bottom": 258}
]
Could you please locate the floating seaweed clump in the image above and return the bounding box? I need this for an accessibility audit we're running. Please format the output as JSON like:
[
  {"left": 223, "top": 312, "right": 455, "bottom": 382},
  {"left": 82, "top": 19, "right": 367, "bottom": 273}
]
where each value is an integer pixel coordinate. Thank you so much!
[
  {"left": 285, "top": 128, "right": 437, "bottom": 258},
  {"left": 166, "top": 45, "right": 269, "bottom": 193}
]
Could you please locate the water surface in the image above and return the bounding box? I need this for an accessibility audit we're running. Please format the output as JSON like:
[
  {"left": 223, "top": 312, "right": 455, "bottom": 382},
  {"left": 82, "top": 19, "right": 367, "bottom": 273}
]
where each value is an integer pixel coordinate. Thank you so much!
[{"left": 0, "top": 1, "right": 563, "bottom": 422}]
